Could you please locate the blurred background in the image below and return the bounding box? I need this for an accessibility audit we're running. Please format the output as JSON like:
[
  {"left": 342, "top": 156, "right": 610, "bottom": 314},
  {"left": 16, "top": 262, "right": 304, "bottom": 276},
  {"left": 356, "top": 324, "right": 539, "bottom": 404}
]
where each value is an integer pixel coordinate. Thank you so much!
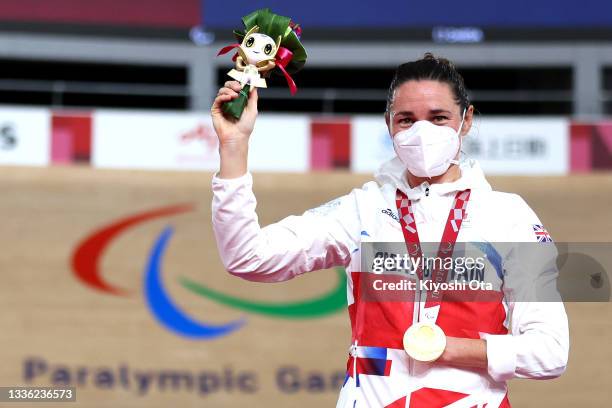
[{"left": 0, "top": 0, "right": 611, "bottom": 407}]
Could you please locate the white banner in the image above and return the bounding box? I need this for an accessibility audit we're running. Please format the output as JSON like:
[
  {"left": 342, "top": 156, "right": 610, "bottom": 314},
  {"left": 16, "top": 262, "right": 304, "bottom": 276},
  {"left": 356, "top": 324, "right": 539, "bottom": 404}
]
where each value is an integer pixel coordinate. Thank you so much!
[
  {"left": 93, "top": 111, "right": 309, "bottom": 172},
  {"left": 463, "top": 117, "right": 569, "bottom": 175},
  {"left": 0, "top": 107, "right": 50, "bottom": 166},
  {"left": 350, "top": 116, "right": 395, "bottom": 173},
  {"left": 350, "top": 115, "right": 569, "bottom": 175},
  {"left": 93, "top": 110, "right": 219, "bottom": 171},
  {"left": 249, "top": 114, "right": 310, "bottom": 172}
]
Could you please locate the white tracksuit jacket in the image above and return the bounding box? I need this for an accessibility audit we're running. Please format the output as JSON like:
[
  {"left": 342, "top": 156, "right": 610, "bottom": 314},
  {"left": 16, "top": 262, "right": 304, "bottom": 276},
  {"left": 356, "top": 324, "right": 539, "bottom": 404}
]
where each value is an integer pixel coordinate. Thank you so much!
[{"left": 211, "top": 157, "right": 569, "bottom": 408}]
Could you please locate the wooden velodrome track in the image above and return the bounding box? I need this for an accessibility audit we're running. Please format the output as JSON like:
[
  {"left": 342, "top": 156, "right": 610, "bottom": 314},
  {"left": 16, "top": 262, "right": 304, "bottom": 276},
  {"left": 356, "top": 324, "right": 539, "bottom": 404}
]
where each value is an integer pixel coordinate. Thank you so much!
[{"left": 0, "top": 165, "right": 610, "bottom": 407}]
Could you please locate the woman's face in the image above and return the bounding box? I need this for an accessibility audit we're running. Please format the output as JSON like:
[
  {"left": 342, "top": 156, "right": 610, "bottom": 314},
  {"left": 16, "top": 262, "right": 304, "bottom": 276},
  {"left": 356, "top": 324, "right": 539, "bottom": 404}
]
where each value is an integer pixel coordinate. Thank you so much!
[{"left": 386, "top": 80, "right": 473, "bottom": 137}]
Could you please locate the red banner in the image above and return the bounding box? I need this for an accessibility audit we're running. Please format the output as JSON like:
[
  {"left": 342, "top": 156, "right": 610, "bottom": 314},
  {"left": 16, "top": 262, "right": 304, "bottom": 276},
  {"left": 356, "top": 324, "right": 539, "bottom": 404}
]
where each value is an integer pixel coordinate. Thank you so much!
[{"left": 0, "top": 0, "right": 199, "bottom": 28}]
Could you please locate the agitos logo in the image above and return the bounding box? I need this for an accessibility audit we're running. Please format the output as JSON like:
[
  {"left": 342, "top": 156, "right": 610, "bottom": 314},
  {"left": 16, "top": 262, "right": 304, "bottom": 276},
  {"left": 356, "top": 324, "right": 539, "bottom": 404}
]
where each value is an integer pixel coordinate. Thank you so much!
[{"left": 71, "top": 205, "right": 346, "bottom": 340}]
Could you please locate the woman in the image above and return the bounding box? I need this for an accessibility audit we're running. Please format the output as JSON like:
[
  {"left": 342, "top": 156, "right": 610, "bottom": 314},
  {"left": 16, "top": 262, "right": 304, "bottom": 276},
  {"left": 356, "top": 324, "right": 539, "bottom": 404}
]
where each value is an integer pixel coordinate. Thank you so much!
[{"left": 210, "top": 54, "right": 569, "bottom": 408}]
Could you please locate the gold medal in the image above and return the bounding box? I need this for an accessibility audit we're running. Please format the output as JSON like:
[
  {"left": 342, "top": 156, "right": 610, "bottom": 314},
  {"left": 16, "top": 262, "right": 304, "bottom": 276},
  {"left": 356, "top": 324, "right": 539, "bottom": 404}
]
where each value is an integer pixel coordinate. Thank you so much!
[{"left": 402, "top": 322, "right": 446, "bottom": 362}]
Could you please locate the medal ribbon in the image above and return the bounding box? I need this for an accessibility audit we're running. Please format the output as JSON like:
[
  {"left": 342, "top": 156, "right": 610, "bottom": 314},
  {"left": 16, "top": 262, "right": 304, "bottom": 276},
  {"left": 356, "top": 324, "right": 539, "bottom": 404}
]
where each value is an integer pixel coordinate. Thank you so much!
[{"left": 395, "top": 188, "right": 471, "bottom": 324}]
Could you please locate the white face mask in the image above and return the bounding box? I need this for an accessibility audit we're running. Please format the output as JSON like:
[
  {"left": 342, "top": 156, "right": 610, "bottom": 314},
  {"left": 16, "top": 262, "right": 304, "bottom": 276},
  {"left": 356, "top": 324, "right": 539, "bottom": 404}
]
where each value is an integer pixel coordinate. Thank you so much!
[{"left": 391, "top": 110, "right": 466, "bottom": 178}]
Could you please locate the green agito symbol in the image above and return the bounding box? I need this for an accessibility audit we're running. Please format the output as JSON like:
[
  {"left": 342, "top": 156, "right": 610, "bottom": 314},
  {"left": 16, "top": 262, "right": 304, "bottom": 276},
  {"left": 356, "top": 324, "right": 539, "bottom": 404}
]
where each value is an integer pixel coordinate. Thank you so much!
[{"left": 180, "top": 268, "right": 347, "bottom": 319}]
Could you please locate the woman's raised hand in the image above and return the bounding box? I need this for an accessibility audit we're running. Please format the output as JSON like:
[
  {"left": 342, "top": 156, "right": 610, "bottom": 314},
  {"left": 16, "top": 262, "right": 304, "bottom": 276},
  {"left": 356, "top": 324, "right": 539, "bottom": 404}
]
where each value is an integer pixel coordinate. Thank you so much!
[
  {"left": 211, "top": 81, "right": 258, "bottom": 148},
  {"left": 211, "top": 81, "right": 258, "bottom": 178}
]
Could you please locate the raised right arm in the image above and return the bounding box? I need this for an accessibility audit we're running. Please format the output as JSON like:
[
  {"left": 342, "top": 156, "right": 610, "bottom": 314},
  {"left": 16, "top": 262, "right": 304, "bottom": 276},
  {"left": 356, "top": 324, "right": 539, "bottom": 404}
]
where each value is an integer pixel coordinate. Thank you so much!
[{"left": 210, "top": 82, "right": 361, "bottom": 283}]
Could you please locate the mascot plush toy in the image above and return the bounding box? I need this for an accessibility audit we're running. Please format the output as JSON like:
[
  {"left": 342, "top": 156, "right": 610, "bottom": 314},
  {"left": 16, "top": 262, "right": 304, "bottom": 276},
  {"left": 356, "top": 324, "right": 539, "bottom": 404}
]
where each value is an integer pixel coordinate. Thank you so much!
[{"left": 217, "top": 8, "right": 307, "bottom": 119}]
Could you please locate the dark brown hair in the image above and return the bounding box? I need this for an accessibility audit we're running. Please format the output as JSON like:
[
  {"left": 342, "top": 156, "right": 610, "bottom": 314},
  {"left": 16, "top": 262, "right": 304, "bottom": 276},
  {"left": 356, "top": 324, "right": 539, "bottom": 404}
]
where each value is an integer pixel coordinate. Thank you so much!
[{"left": 386, "top": 53, "right": 470, "bottom": 113}]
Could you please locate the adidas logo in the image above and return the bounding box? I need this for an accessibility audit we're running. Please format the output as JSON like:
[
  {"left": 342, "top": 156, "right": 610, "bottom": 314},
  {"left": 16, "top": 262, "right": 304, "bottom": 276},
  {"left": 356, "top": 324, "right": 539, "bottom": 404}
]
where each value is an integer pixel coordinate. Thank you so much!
[{"left": 381, "top": 208, "right": 399, "bottom": 222}]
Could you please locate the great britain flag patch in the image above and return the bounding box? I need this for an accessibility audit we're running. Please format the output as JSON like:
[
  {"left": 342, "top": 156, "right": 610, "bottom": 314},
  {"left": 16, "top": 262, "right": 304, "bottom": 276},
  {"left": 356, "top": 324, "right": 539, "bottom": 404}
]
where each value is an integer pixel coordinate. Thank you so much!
[{"left": 532, "top": 224, "right": 553, "bottom": 242}]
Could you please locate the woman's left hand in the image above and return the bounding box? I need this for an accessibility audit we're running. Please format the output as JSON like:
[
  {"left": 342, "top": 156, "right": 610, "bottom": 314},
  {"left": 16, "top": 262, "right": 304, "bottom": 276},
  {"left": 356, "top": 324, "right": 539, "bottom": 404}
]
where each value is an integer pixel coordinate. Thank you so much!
[{"left": 437, "top": 337, "right": 488, "bottom": 369}]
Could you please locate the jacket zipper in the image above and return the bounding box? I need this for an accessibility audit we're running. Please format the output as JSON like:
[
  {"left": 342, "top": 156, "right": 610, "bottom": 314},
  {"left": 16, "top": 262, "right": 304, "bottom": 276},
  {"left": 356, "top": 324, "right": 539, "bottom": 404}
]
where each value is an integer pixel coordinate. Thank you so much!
[
  {"left": 408, "top": 284, "right": 420, "bottom": 376},
  {"left": 408, "top": 186, "right": 427, "bottom": 376}
]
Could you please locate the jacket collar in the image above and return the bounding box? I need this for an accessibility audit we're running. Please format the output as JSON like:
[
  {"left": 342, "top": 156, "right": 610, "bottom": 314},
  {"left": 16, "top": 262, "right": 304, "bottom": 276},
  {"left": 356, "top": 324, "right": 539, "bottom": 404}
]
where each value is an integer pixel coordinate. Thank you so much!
[{"left": 374, "top": 156, "right": 492, "bottom": 200}]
